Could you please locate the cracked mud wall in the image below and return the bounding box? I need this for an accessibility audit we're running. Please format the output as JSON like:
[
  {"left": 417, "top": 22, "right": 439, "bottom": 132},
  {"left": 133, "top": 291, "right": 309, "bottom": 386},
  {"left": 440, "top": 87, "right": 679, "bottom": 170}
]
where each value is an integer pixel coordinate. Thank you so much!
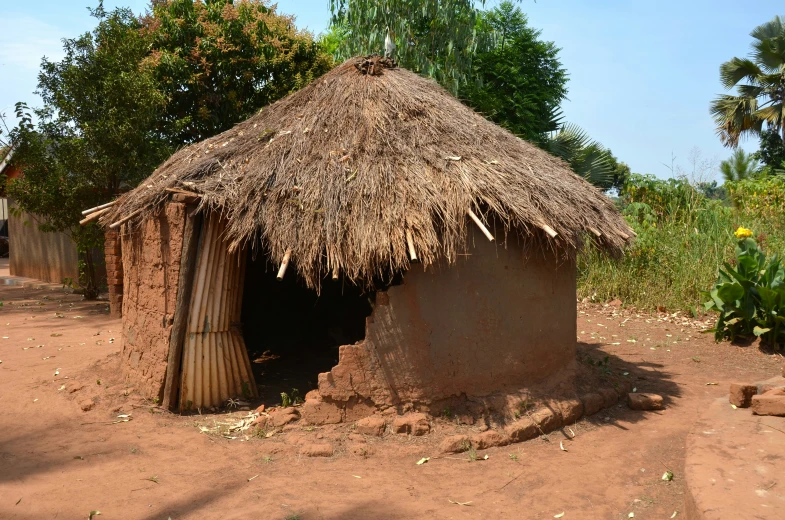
[
  {"left": 317, "top": 227, "right": 577, "bottom": 412},
  {"left": 120, "top": 203, "right": 187, "bottom": 399}
]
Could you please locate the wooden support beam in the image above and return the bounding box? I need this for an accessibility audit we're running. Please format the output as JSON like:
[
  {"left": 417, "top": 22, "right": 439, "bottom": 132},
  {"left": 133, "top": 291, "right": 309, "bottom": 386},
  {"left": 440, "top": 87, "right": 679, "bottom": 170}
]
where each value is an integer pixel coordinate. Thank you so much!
[
  {"left": 405, "top": 229, "right": 418, "bottom": 261},
  {"left": 79, "top": 207, "right": 111, "bottom": 226},
  {"left": 162, "top": 211, "right": 203, "bottom": 410},
  {"left": 539, "top": 222, "right": 558, "bottom": 238},
  {"left": 588, "top": 226, "right": 602, "bottom": 238},
  {"left": 276, "top": 249, "right": 292, "bottom": 281},
  {"left": 109, "top": 208, "right": 144, "bottom": 229},
  {"left": 468, "top": 210, "right": 494, "bottom": 241},
  {"left": 81, "top": 200, "right": 116, "bottom": 216}
]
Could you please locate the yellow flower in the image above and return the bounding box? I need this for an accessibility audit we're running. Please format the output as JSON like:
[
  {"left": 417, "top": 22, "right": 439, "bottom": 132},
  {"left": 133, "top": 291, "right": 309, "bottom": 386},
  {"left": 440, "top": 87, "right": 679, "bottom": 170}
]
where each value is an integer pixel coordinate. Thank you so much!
[{"left": 734, "top": 226, "right": 753, "bottom": 239}]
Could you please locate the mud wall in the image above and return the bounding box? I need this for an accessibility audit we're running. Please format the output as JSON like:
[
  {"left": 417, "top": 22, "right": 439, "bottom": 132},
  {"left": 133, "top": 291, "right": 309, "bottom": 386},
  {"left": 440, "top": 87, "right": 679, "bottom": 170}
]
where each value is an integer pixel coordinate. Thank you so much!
[
  {"left": 121, "top": 203, "right": 187, "bottom": 399},
  {"left": 317, "top": 227, "right": 577, "bottom": 412},
  {"left": 7, "top": 203, "right": 79, "bottom": 284}
]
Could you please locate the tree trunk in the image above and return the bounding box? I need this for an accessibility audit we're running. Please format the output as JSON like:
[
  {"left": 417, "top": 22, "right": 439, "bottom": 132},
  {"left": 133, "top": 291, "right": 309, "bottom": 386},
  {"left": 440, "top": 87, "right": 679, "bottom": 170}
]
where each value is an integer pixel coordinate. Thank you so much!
[{"left": 81, "top": 249, "right": 99, "bottom": 300}]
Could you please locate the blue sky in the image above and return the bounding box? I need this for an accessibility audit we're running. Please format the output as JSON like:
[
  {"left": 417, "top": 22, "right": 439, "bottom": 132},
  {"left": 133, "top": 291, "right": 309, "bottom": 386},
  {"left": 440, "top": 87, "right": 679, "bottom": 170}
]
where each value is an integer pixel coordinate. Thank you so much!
[{"left": 1, "top": 1, "right": 781, "bottom": 180}]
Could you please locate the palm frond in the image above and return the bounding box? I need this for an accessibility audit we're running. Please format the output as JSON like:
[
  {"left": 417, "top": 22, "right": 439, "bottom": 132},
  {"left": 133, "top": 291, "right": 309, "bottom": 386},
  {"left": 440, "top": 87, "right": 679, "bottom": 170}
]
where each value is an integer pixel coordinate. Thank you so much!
[{"left": 719, "top": 57, "right": 762, "bottom": 88}]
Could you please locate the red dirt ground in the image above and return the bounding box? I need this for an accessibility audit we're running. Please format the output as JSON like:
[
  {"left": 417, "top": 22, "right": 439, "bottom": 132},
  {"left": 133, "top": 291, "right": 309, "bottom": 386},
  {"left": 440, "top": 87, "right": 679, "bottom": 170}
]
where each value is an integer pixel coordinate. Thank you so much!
[{"left": 1, "top": 281, "right": 782, "bottom": 520}]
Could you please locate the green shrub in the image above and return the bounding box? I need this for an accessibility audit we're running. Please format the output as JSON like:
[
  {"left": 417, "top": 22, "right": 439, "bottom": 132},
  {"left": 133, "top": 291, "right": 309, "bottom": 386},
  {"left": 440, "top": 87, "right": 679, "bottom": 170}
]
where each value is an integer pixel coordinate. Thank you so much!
[
  {"left": 577, "top": 174, "right": 785, "bottom": 312},
  {"left": 703, "top": 233, "right": 785, "bottom": 348}
]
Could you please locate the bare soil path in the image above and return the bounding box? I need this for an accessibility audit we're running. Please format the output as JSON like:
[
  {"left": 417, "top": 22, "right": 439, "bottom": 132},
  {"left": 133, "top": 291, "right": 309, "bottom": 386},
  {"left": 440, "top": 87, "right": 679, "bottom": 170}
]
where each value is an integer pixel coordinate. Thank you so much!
[{"left": 0, "top": 283, "right": 781, "bottom": 520}]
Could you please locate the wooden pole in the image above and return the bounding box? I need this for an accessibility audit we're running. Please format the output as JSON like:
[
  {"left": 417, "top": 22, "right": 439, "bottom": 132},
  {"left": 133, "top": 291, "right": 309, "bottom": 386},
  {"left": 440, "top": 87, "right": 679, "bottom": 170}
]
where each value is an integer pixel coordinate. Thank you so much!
[
  {"left": 81, "top": 200, "right": 116, "bottom": 215},
  {"left": 109, "top": 208, "right": 144, "bottom": 229},
  {"left": 79, "top": 207, "right": 112, "bottom": 226},
  {"left": 405, "top": 229, "right": 418, "bottom": 261},
  {"left": 215, "top": 332, "right": 229, "bottom": 404},
  {"left": 588, "top": 226, "right": 602, "bottom": 238},
  {"left": 539, "top": 223, "right": 558, "bottom": 238},
  {"left": 468, "top": 210, "right": 495, "bottom": 241},
  {"left": 162, "top": 209, "right": 202, "bottom": 410},
  {"left": 277, "top": 249, "right": 292, "bottom": 280}
]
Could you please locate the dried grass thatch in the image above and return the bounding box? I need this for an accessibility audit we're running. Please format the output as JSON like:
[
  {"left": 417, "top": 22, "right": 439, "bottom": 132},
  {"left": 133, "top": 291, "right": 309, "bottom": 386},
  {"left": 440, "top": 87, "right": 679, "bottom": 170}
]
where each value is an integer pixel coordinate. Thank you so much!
[{"left": 103, "top": 56, "right": 633, "bottom": 288}]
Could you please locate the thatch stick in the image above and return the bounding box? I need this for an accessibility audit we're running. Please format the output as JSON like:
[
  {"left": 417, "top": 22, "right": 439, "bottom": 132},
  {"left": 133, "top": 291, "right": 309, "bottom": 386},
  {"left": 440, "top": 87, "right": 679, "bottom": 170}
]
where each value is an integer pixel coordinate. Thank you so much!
[
  {"left": 618, "top": 230, "right": 630, "bottom": 240},
  {"left": 332, "top": 265, "right": 339, "bottom": 280},
  {"left": 79, "top": 207, "right": 111, "bottom": 226},
  {"left": 81, "top": 200, "right": 116, "bottom": 216},
  {"left": 588, "top": 226, "right": 602, "bottom": 238},
  {"left": 468, "top": 210, "right": 494, "bottom": 241},
  {"left": 277, "top": 249, "right": 292, "bottom": 280},
  {"left": 539, "top": 223, "right": 558, "bottom": 238},
  {"left": 405, "top": 229, "right": 418, "bottom": 261},
  {"left": 109, "top": 208, "right": 144, "bottom": 229},
  {"left": 163, "top": 210, "right": 202, "bottom": 410}
]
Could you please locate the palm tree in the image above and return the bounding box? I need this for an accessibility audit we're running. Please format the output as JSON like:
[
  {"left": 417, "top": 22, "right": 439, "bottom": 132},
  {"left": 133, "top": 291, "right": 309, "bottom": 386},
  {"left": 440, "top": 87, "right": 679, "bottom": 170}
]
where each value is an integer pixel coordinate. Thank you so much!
[
  {"left": 710, "top": 15, "right": 785, "bottom": 148},
  {"left": 545, "top": 123, "right": 615, "bottom": 189},
  {"left": 719, "top": 149, "right": 760, "bottom": 182}
]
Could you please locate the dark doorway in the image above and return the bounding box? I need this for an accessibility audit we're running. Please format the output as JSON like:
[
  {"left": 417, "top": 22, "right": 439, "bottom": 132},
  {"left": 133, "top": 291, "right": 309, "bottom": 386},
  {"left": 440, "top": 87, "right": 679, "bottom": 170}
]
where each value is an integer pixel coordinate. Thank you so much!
[{"left": 241, "top": 251, "right": 375, "bottom": 407}]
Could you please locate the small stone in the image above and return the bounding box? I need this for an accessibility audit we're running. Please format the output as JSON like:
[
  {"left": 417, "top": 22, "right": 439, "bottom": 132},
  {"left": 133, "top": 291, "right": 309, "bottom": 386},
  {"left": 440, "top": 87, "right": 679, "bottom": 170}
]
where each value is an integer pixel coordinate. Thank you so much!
[
  {"left": 270, "top": 408, "right": 300, "bottom": 427},
  {"left": 254, "top": 404, "right": 266, "bottom": 414},
  {"left": 392, "top": 412, "right": 430, "bottom": 436},
  {"left": 440, "top": 435, "right": 471, "bottom": 454},
  {"left": 614, "top": 379, "right": 633, "bottom": 396},
  {"left": 751, "top": 394, "right": 785, "bottom": 416},
  {"left": 300, "top": 443, "right": 334, "bottom": 457},
  {"left": 505, "top": 418, "right": 538, "bottom": 443},
  {"left": 762, "top": 387, "right": 785, "bottom": 397},
  {"left": 347, "top": 433, "right": 366, "bottom": 443},
  {"left": 300, "top": 398, "right": 342, "bottom": 425},
  {"left": 557, "top": 398, "right": 584, "bottom": 425},
  {"left": 627, "top": 393, "right": 664, "bottom": 411},
  {"left": 79, "top": 399, "right": 94, "bottom": 412},
  {"left": 69, "top": 383, "right": 85, "bottom": 394},
  {"left": 530, "top": 407, "right": 562, "bottom": 433},
  {"left": 316, "top": 433, "right": 324, "bottom": 439},
  {"left": 580, "top": 392, "right": 604, "bottom": 416},
  {"left": 599, "top": 388, "right": 619, "bottom": 408},
  {"left": 729, "top": 383, "right": 757, "bottom": 408},
  {"left": 472, "top": 430, "right": 508, "bottom": 450},
  {"left": 355, "top": 415, "right": 386, "bottom": 436},
  {"left": 609, "top": 299, "right": 623, "bottom": 307}
]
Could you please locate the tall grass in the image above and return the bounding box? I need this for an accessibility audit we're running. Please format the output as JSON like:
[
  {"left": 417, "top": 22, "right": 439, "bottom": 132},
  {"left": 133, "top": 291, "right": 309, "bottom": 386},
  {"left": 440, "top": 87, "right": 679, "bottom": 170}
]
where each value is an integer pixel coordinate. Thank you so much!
[{"left": 577, "top": 175, "right": 785, "bottom": 312}]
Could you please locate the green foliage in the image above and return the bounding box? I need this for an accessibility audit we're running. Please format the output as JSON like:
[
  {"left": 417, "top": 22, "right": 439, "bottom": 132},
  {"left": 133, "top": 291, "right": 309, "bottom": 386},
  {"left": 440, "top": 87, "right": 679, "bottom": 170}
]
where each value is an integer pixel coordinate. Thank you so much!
[
  {"left": 145, "top": 0, "right": 332, "bottom": 143},
  {"left": 755, "top": 127, "right": 785, "bottom": 172},
  {"left": 544, "top": 124, "right": 617, "bottom": 189},
  {"left": 703, "top": 237, "right": 785, "bottom": 348},
  {"left": 726, "top": 176, "right": 785, "bottom": 216},
  {"left": 8, "top": 6, "right": 170, "bottom": 297},
  {"left": 459, "top": 1, "right": 567, "bottom": 144},
  {"left": 710, "top": 15, "right": 785, "bottom": 147},
  {"left": 578, "top": 174, "right": 785, "bottom": 311},
  {"left": 329, "top": 0, "right": 507, "bottom": 92},
  {"left": 720, "top": 149, "right": 760, "bottom": 182}
]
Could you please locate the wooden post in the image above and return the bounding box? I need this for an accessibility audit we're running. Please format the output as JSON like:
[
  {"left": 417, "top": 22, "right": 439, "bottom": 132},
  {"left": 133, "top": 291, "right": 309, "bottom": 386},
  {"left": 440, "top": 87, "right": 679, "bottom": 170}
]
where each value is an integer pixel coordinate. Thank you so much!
[
  {"left": 468, "top": 210, "right": 495, "bottom": 241},
  {"left": 79, "top": 206, "right": 112, "bottom": 226},
  {"left": 109, "top": 208, "right": 144, "bottom": 229},
  {"left": 405, "top": 229, "right": 418, "bottom": 261},
  {"left": 81, "top": 200, "right": 116, "bottom": 215},
  {"left": 162, "top": 209, "right": 202, "bottom": 410},
  {"left": 539, "top": 223, "right": 558, "bottom": 238},
  {"left": 277, "top": 249, "right": 292, "bottom": 280}
]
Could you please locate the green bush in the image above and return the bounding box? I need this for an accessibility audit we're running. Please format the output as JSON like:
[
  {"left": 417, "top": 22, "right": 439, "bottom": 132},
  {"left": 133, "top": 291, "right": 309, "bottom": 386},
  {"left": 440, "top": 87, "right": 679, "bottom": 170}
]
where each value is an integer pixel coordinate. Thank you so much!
[
  {"left": 703, "top": 233, "right": 785, "bottom": 348},
  {"left": 577, "top": 174, "right": 785, "bottom": 312}
]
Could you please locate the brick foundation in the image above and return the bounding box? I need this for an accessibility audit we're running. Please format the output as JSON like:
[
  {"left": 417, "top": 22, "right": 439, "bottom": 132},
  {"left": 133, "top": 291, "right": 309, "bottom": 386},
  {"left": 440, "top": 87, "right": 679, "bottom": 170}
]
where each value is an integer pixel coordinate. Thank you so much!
[{"left": 105, "top": 229, "right": 123, "bottom": 318}]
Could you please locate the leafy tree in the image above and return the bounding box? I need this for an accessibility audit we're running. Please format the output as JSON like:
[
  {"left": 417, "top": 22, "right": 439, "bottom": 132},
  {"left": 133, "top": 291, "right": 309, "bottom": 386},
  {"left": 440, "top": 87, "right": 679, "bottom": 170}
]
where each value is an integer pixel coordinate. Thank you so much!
[
  {"left": 460, "top": 1, "right": 567, "bottom": 145},
  {"left": 8, "top": 6, "right": 170, "bottom": 297},
  {"left": 719, "top": 148, "right": 760, "bottom": 182},
  {"left": 144, "top": 0, "right": 333, "bottom": 143},
  {"left": 756, "top": 127, "right": 785, "bottom": 171},
  {"left": 329, "top": 0, "right": 520, "bottom": 92},
  {"left": 605, "top": 149, "right": 632, "bottom": 193},
  {"left": 7, "top": 1, "right": 332, "bottom": 297},
  {"left": 710, "top": 15, "right": 785, "bottom": 148}
]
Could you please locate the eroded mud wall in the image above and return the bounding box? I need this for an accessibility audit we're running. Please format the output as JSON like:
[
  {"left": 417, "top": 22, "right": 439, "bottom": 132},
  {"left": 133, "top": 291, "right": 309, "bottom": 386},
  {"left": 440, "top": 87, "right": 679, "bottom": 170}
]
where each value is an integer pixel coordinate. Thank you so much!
[
  {"left": 318, "top": 227, "right": 577, "bottom": 411},
  {"left": 121, "top": 203, "right": 187, "bottom": 399}
]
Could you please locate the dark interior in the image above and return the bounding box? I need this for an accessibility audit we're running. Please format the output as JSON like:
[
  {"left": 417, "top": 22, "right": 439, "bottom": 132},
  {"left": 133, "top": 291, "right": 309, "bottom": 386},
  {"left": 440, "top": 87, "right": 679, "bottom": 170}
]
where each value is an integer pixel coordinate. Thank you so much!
[{"left": 241, "top": 250, "right": 375, "bottom": 407}]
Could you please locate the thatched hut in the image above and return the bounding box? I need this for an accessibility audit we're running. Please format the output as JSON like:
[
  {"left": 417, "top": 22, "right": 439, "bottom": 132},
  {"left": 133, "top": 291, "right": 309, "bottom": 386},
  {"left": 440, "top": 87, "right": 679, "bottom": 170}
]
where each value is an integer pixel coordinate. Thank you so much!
[{"left": 96, "top": 56, "right": 632, "bottom": 420}]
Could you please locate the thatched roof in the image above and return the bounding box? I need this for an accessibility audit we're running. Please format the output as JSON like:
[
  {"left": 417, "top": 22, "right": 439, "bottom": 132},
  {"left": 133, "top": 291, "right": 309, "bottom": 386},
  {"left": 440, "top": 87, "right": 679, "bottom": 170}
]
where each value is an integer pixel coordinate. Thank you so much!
[{"left": 104, "top": 56, "right": 633, "bottom": 288}]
